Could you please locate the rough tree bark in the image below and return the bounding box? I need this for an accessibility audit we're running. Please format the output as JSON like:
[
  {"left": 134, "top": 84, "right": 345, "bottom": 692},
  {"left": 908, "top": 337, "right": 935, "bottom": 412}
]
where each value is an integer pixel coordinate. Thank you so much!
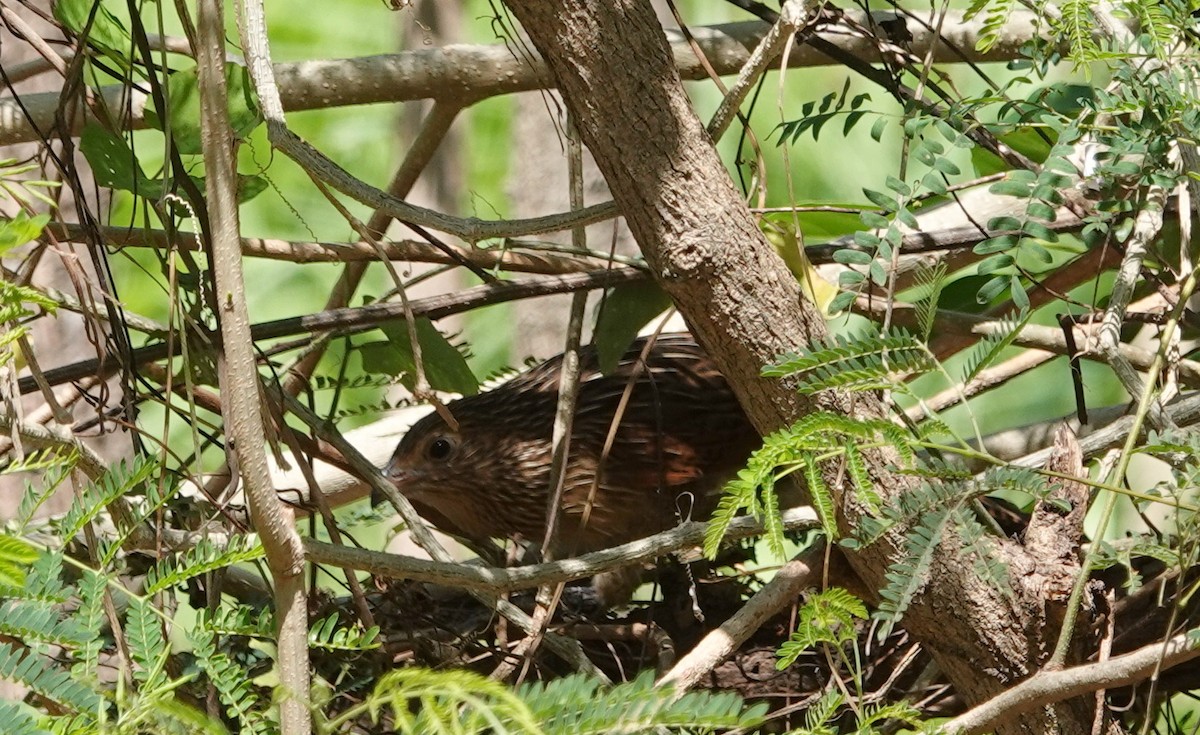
[{"left": 500, "top": 2, "right": 1114, "bottom": 733}]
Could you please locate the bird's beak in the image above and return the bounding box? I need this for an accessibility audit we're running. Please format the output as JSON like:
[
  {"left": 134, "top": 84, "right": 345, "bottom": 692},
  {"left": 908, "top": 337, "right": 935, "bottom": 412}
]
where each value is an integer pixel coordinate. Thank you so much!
[
  {"left": 374, "top": 461, "right": 410, "bottom": 507},
  {"left": 383, "top": 460, "right": 410, "bottom": 484}
]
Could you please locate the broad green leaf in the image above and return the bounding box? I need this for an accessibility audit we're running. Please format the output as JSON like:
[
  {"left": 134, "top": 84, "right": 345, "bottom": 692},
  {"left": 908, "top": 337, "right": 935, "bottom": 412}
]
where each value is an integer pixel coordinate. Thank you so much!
[
  {"left": 80, "top": 124, "right": 148, "bottom": 194},
  {"left": 593, "top": 281, "right": 673, "bottom": 374},
  {"left": 54, "top": 0, "right": 130, "bottom": 55},
  {"left": 360, "top": 318, "right": 478, "bottom": 396},
  {"left": 147, "top": 64, "right": 262, "bottom": 155}
]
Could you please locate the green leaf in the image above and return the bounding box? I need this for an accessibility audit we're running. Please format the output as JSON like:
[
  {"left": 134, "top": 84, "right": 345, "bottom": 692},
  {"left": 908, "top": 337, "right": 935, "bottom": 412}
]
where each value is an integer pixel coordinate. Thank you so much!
[
  {"left": 989, "top": 179, "right": 1034, "bottom": 198},
  {"left": 869, "top": 116, "right": 888, "bottom": 142},
  {"left": 863, "top": 188, "right": 896, "bottom": 210},
  {"left": 853, "top": 230, "right": 881, "bottom": 248},
  {"left": 0, "top": 214, "right": 50, "bottom": 255},
  {"left": 976, "top": 275, "right": 1009, "bottom": 304},
  {"left": 987, "top": 215, "right": 1022, "bottom": 232},
  {"left": 80, "top": 124, "right": 150, "bottom": 195},
  {"left": 1025, "top": 200, "right": 1058, "bottom": 222},
  {"left": 921, "top": 171, "right": 948, "bottom": 194},
  {"left": 1021, "top": 220, "right": 1058, "bottom": 242},
  {"left": 0, "top": 537, "right": 37, "bottom": 589},
  {"left": 593, "top": 281, "right": 673, "bottom": 375},
  {"left": 54, "top": 0, "right": 130, "bottom": 55},
  {"left": 148, "top": 64, "right": 263, "bottom": 155},
  {"left": 833, "top": 249, "right": 873, "bottom": 265},
  {"left": 932, "top": 157, "right": 961, "bottom": 175},
  {"left": 860, "top": 211, "right": 889, "bottom": 229},
  {"left": 977, "top": 253, "right": 1014, "bottom": 274},
  {"left": 828, "top": 291, "right": 857, "bottom": 313},
  {"left": 1010, "top": 275, "right": 1030, "bottom": 309},
  {"left": 361, "top": 318, "right": 479, "bottom": 395},
  {"left": 974, "top": 234, "right": 1018, "bottom": 254},
  {"left": 237, "top": 174, "right": 269, "bottom": 203}
]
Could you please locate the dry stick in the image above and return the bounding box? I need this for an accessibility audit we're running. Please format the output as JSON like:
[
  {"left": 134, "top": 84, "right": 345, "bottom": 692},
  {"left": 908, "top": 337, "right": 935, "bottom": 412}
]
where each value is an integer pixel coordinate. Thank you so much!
[
  {"left": 658, "top": 544, "right": 824, "bottom": 692},
  {"left": 296, "top": 180, "right": 446, "bottom": 627},
  {"left": 195, "top": 2, "right": 309, "bottom": 732},
  {"left": 0, "top": 413, "right": 107, "bottom": 481},
  {"left": 20, "top": 193, "right": 1091, "bottom": 276},
  {"left": 270, "top": 402, "right": 377, "bottom": 633},
  {"left": 4, "top": 29, "right": 199, "bottom": 84},
  {"left": 1001, "top": 391, "right": 1200, "bottom": 473},
  {"left": 1099, "top": 185, "right": 1170, "bottom": 425},
  {"left": 301, "top": 507, "right": 820, "bottom": 593},
  {"left": 0, "top": 11, "right": 1044, "bottom": 148},
  {"left": 870, "top": 303, "right": 1200, "bottom": 386},
  {"left": 45, "top": 220, "right": 597, "bottom": 274},
  {"left": 233, "top": 0, "right": 599, "bottom": 676},
  {"left": 706, "top": 0, "right": 810, "bottom": 140},
  {"left": 907, "top": 349, "right": 1057, "bottom": 420},
  {"left": 19, "top": 267, "right": 646, "bottom": 393},
  {"left": 938, "top": 627, "right": 1200, "bottom": 735},
  {"left": 0, "top": 6, "right": 69, "bottom": 79},
  {"left": 1050, "top": 261, "right": 1200, "bottom": 670},
  {"left": 496, "top": 121, "right": 593, "bottom": 682},
  {"left": 23, "top": 212, "right": 1100, "bottom": 395},
  {"left": 281, "top": 98, "right": 465, "bottom": 397},
  {"left": 0, "top": 376, "right": 97, "bottom": 454}
]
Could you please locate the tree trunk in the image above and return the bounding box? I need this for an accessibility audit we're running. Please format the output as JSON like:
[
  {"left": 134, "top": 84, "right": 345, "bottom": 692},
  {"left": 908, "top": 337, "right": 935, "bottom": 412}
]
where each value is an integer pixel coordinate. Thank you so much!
[{"left": 499, "top": 1, "right": 1115, "bottom": 732}]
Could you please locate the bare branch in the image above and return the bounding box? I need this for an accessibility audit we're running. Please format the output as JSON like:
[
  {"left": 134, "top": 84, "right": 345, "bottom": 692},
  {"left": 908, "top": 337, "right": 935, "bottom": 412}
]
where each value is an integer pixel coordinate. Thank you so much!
[{"left": 940, "top": 628, "right": 1200, "bottom": 735}]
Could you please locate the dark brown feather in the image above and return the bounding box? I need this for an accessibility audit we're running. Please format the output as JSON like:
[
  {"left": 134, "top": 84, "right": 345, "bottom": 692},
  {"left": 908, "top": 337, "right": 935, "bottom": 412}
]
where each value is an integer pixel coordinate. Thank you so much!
[{"left": 383, "top": 334, "right": 760, "bottom": 555}]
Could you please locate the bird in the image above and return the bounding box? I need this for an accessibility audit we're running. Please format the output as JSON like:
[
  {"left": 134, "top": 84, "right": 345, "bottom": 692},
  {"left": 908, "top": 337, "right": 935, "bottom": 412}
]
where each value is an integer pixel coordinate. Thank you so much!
[{"left": 382, "top": 333, "right": 761, "bottom": 560}]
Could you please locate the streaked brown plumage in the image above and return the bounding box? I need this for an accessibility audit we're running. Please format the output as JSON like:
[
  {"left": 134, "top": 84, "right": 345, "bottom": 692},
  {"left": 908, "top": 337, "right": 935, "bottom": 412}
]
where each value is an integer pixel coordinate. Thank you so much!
[{"left": 384, "top": 333, "right": 760, "bottom": 556}]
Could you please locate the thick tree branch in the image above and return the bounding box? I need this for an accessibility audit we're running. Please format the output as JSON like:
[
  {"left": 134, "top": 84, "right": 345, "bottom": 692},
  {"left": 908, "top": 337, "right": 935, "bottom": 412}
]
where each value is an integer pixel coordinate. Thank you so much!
[
  {"left": 0, "top": 12, "right": 1046, "bottom": 147},
  {"left": 498, "top": 2, "right": 1102, "bottom": 731},
  {"left": 941, "top": 628, "right": 1200, "bottom": 735}
]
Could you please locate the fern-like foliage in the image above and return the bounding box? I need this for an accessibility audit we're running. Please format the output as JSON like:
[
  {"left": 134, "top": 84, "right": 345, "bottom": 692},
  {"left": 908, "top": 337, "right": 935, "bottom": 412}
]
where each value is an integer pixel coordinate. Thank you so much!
[
  {"left": 519, "top": 671, "right": 765, "bottom": 735},
  {"left": 878, "top": 506, "right": 957, "bottom": 637},
  {"left": 14, "top": 460, "right": 73, "bottom": 530},
  {"left": 0, "top": 278, "right": 57, "bottom": 360},
  {"left": 309, "top": 613, "right": 380, "bottom": 652},
  {"left": 1056, "top": 0, "right": 1100, "bottom": 63},
  {"left": 960, "top": 310, "right": 1030, "bottom": 384},
  {"left": 913, "top": 262, "right": 948, "bottom": 342},
  {"left": 144, "top": 535, "right": 264, "bottom": 595},
  {"left": 188, "top": 626, "right": 270, "bottom": 735},
  {"left": 0, "top": 642, "right": 104, "bottom": 716},
  {"left": 126, "top": 597, "right": 170, "bottom": 689},
  {"left": 71, "top": 570, "right": 108, "bottom": 684},
  {"left": 959, "top": 506, "right": 1014, "bottom": 602},
  {"left": 963, "top": 0, "right": 1018, "bottom": 52},
  {"left": 788, "top": 686, "right": 922, "bottom": 735},
  {"left": 706, "top": 411, "right": 916, "bottom": 558},
  {"left": 0, "top": 600, "right": 91, "bottom": 648},
  {"left": 351, "top": 667, "right": 539, "bottom": 734},
  {"left": 763, "top": 330, "right": 935, "bottom": 394},
  {"left": 0, "top": 701, "right": 49, "bottom": 735},
  {"left": 862, "top": 478, "right": 1013, "bottom": 635},
  {"left": 58, "top": 456, "right": 156, "bottom": 545},
  {"left": 0, "top": 533, "right": 39, "bottom": 589},
  {"left": 979, "top": 465, "right": 1049, "bottom": 500},
  {"left": 198, "top": 604, "right": 275, "bottom": 639},
  {"left": 1091, "top": 537, "right": 1181, "bottom": 591},
  {"left": 776, "top": 587, "right": 868, "bottom": 668},
  {"left": 346, "top": 669, "right": 765, "bottom": 735}
]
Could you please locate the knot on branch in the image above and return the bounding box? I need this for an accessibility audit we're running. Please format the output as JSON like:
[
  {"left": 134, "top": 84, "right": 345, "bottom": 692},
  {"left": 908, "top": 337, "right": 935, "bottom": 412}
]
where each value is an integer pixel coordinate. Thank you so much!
[{"left": 660, "top": 230, "right": 716, "bottom": 280}]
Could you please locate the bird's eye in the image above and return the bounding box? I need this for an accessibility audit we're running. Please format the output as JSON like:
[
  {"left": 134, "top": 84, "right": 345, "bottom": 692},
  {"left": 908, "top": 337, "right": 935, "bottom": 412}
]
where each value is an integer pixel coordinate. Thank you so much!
[{"left": 426, "top": 437, "right": 455, "bottom": 461}]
